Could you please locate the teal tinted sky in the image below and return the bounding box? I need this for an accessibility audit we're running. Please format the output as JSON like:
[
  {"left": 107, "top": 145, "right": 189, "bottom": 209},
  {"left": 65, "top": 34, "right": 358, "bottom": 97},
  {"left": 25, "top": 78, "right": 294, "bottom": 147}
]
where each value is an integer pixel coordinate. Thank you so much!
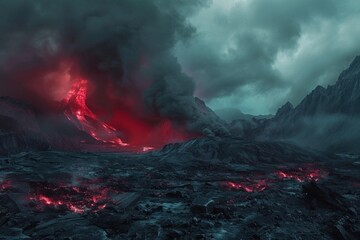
[{"left": 175, "top": 0, "right": 360, "bottom": 115}]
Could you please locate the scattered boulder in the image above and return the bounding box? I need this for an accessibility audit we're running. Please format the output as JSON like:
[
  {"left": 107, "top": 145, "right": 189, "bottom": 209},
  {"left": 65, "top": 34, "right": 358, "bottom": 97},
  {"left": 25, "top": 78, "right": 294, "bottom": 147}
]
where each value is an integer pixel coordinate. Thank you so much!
[
  {"left": 191, "top": 196, "right": 215, "bottom": 214},
  {"left": 302, "top": 181, "right": 349, "bottom": 212}
]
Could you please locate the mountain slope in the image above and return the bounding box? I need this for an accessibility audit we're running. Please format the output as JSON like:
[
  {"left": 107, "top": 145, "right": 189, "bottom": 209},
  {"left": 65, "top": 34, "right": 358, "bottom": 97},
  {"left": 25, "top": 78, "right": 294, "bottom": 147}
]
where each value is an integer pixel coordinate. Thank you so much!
[
  {"left": 251, "top": 56, "right": 360, "bottom": 153},
  {"left": 215, "top": 108, "right": 273, "bottom": 123},
  {"left": 277, "top": 56, "right": 360, "bottom": 120}
]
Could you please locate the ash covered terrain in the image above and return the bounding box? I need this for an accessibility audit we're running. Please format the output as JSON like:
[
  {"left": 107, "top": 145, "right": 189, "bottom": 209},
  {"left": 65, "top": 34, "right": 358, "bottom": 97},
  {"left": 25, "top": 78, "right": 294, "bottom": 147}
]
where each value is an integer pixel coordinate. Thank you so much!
[{"left": 0, "top": 139, "right": 359, "bottom": 240}]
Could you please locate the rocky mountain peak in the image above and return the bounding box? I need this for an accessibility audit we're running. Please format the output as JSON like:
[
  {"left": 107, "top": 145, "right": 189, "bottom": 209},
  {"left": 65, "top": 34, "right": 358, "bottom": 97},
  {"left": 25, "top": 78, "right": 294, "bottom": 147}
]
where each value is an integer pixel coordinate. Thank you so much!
[
  {"left": 280, "top": 55, "right": 360, "bottom": 117},
  {"left": 339, "top": 56, "right": 360, "bottom": 80},
  {"left": 313, "top": 85, "right": 326, "bottom": 93},
  {"left": 275, "top": 101, "right": 293, "bottom": 119},
  {"left": 251, "top": 55, "right": 360, "bottom": 153}
]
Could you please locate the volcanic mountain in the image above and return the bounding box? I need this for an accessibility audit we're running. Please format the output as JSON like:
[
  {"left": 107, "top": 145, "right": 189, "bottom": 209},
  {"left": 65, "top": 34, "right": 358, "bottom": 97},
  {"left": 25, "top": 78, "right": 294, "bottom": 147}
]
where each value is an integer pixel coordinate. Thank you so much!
[{"left": 0, "top": 91, "right": 230, "bottom": 155}]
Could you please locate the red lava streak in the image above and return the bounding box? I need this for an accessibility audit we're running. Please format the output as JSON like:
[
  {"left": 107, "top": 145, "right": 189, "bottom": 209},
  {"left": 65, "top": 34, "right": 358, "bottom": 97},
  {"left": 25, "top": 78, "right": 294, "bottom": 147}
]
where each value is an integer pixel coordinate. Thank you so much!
[
  {"left": 29, "top": 182, "right": 112, "bottom": 213},
  {"left": 64, "top": 78, "right": 128, "bottom": 147},
  {"left": 276, "top": 167, "right": 325, "bottom": 182},
  {"left": 226, "top": 179, "right": 267, "bottom": 192},
  {"left": 62, "top": 77, "right": 198, "bottom": 151}
]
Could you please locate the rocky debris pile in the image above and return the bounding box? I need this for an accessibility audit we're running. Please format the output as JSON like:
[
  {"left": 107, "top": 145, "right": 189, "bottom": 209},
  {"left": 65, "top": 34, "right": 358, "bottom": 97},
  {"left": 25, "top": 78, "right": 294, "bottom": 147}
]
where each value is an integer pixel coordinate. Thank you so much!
[{"left": 194, "top": 97, "right": 230, "bottom": 137}]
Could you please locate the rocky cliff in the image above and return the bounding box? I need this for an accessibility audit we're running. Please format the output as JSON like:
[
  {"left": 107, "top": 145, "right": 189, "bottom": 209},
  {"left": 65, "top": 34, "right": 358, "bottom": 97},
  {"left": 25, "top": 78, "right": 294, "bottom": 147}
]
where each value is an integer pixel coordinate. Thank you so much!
[
  {"left": 258, "top": 56, "right": 360, "bottom": 153},
  {"left": 276, "top": 56, "right": 360, "bottom": 121}
]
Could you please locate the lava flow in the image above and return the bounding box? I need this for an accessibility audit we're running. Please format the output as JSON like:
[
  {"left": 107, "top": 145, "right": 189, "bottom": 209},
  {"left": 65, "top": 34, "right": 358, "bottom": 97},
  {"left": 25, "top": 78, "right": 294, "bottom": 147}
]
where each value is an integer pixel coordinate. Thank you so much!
[
  {"left": 64, "top": 78, "right": 128, "bottom": 147},
  {"left": 29, "top": 182, "right": 112, "bottom": 213},
  {"left": 276, "top": 166, "right": 326, "bottom": 182},
  {"left": 225, "top": 179, "right": 268, "bottom": 192},
  {"left": 60, "top": 76, "right": 198, "bottom": 151}
]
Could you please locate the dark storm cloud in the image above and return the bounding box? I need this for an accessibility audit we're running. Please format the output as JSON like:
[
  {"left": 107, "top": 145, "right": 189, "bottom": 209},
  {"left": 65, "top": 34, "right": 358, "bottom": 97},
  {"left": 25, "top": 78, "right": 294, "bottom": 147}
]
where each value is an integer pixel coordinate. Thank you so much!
[
  {"left": 176, "top": 0, "right": 360, "bottom": 114},
  {"left": 2, "top": 0, "right": 359, "bottom": 124}
]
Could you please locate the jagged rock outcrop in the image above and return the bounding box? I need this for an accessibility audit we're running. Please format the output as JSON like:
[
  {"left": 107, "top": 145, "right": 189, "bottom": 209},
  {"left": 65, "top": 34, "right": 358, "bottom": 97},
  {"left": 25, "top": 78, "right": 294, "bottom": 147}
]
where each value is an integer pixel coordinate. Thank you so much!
[
  {"left": 227, "top": 56, "right": 360, "bottom": 153},
  {"left": 257, "top": 56, "right": 360, "bottom": 153},
  {"left": 193, "top": 97, "right": 230, "bottom": 137},
  {"left": 274, "top": 102, "right": 294, "bottom": 120},
  {"left": 276, "top": 56, "right": 360, "bottom": 121}
]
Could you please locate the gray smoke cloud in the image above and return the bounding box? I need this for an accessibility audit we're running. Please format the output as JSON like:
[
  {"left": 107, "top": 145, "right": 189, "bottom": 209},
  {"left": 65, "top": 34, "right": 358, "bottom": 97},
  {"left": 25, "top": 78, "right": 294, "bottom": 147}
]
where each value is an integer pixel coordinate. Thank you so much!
[
  {"left": 2, "top": 0, "right": 359, "bottom": 138},
  {"left": 0, "top": 0, "right": 225, "bottom": 135}
]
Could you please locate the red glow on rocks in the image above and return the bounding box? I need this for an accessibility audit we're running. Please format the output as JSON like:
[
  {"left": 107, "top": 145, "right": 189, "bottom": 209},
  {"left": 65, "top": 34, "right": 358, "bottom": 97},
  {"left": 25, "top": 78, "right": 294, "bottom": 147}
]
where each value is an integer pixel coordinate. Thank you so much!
[
  {"left": 143, "top": 146, "right": 155, "bottom": 152},
  {"left": 107, "top": 104, "right": 199, "bottom": 149},
  {"left": 64, "top": 78, "right": 128, "bottom": 147},
  {"left": 276, "top": 166, "right": 326, "bottom": 182},
  {"left": 29, "top": 182, "right": 112, "bottom": 213},
  {"left": 225, "top": 179, "right": 267, "bottom": 192},
  {"left": 0, "top": 179, "right": 11, "bottom": 192}
]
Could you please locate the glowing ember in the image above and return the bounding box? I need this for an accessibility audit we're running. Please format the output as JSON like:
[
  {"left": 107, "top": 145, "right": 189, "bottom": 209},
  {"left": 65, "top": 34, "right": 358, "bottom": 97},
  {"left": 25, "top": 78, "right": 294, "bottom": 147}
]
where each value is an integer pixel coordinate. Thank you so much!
[
  {"left": 64, "top": 79, "right": 128, "bottom": 147},
  {"left": 142, "top": 146, "right": 154, "bottom": 152},
  {"left": 0, "top": 179, "right": 11, "bottom": 192},
  {"left": 225, "top": 179, "right": 267, "bottom": 192},
  {"left": 29, "top": 182, "right": 112, "bottom": 213},
  {"left": 276, "top": 166, "right": 325, "bottom": 182}
]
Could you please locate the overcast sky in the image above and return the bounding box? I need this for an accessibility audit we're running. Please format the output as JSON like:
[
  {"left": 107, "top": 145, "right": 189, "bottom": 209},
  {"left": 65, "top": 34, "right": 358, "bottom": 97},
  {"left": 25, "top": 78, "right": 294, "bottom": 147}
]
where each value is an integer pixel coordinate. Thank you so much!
[{"left": 175, "top": 0, "right": 360, "bottom": 115}]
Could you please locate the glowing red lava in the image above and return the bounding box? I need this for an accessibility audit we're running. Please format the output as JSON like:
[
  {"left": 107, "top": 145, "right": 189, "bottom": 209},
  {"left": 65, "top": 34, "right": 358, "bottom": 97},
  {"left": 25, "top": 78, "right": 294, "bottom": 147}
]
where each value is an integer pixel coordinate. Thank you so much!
[
  {"left": 61, "top": 77, "right": 198, "bottom": 151},
  {"left": 225, "top": 179, "right": 267, "bottom": 192},
  {"left": 64, "top": 78, "right": 128, "bottom": 147},
  {"left": 276, "top": 167, "right": 326, "bottom": 182},
  {"left": 29, "top": 182, "right": 112, "bottom": 213}
]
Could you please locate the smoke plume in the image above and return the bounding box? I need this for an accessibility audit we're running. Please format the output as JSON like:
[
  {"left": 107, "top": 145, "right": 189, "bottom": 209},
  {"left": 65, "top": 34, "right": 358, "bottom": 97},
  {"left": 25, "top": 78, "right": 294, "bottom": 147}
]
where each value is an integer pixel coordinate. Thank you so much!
[{"left": 0, "top": 0, "right": 221, "bottom": 147}]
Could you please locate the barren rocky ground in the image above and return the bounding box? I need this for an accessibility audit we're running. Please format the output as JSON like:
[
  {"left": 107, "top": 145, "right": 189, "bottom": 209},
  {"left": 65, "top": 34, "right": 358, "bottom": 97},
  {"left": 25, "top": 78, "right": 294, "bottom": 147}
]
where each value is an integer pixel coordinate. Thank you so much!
[{"left": 0, "top": 137, "right": 359, "bottom": 239}]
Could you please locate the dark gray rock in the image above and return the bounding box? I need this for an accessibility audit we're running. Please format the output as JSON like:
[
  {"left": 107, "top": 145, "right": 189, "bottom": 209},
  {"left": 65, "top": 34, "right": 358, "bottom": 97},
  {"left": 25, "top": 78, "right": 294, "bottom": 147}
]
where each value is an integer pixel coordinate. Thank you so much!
[
  {"left": 0, "top": 137, "right": 359, "bottom": 239},
  {"left": 191, "top": 196, "right": 215, "bottom": 214},
  {"left": 302, "top": 181, "right": 349, "bottom": 212}
]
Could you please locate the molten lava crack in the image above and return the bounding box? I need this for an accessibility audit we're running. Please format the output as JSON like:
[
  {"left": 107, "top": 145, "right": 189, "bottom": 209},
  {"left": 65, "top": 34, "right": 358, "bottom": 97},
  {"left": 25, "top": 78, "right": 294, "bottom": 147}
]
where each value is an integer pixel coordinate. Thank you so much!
[
  {"left": 276, "top": 166, "right": 326, "bottom": 182},
  {"left": 29, "top": 182, "right": 114, "bottom": 213},
  {"left": 64, "top": 79, "right": 128, "bottom": 147},
  {"left": 225, "top": 179, "right": 268, "bottom": 192}
]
